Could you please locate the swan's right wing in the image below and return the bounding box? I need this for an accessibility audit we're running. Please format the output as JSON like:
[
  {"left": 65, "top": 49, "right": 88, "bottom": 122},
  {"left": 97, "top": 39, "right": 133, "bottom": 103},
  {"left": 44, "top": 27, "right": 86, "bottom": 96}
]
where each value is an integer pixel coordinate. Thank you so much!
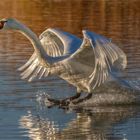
[{"left": 63, "top": 30, "right": 127, "bottom": 90}]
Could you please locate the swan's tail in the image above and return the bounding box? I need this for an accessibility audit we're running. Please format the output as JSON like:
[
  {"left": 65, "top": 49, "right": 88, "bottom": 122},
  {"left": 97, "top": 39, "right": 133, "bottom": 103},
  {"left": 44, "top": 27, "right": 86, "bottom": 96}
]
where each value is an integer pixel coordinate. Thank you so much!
[{"left": 18, "top": 52, "right": 50, "bottom": 82}]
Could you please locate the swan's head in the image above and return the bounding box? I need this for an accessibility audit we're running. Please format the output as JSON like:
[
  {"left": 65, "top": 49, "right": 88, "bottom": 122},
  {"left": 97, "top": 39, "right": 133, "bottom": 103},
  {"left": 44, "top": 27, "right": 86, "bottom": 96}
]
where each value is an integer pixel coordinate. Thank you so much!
[{"left": 0, "top": 18, "right": 23, "bottom": 30}]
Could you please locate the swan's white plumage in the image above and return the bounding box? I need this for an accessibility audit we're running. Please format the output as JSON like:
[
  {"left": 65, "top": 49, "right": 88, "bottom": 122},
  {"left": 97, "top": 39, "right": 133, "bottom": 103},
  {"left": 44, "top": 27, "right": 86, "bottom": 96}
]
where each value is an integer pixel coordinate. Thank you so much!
[
  {"left": 83, "top": 30, "right": 127, "bottom": 90},
  {"left": 18, "top": 27, "right": 127, "bottom": 91},
  {"left": 40, "top": 28, "right": 81, "bottom": 56},
  {"left": 40, "top": 29, "right": 64, "bottom": 57},
  {"left": 18, "top": 28, "right": 82, "bottom": 82},
  {"left": 51, "top": 30, "right": 127, "bottom": 92}
]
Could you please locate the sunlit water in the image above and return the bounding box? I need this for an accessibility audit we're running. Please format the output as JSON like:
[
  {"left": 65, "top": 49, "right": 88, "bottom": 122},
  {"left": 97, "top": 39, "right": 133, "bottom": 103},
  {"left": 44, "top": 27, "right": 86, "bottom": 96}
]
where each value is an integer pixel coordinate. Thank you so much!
[{"left": 0, "top": 0, "right": 140, "bottom": 140}]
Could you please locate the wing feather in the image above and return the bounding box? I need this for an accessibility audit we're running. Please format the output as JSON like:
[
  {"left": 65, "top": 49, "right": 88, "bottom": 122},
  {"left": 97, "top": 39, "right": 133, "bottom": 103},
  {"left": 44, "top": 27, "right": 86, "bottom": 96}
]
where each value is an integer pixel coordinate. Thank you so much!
[
  {"left": 39, "top": 29, "right": 64, "bottom": 57},
  {"left": 18, "top": 28, "right": 81, "bottom": 81},
  {"left": 18, "top": 29, "right": 66, "bottom": 81},
  {"left": 18, "top": 52, "right": 49, "bottom": 82},
  {"left": 65, "top": 30, "right": 127, "bottom": 90},
  {"left": 40, "top": 28, "right": 82, "bottom": 56},
  {"left": 18, "top": 53, "right": 36, "bottom": 71},
  {"left": 88, "top": 31, "right": 127, "bottom": 89}
]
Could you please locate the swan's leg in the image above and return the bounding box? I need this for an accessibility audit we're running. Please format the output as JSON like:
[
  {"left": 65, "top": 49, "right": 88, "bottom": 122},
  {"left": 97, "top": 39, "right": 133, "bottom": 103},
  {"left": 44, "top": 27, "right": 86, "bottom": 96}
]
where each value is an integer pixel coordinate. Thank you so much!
[
  {"left": 72, "top": 93, "right": 92, "bottom": 104},
  {"left": 61, "top": 92, "right": 81, "bottom": 104},
  {"left": 47, "top": 92, "right": 81, "bottom": 107}
]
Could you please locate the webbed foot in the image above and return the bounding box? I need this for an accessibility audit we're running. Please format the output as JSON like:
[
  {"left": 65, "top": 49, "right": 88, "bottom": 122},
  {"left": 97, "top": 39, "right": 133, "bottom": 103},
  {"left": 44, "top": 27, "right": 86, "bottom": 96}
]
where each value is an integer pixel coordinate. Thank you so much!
[
  {"left": 45, "top": 93, "right": 92, "bottom": 109},
  {"left": 45, "top": 95, "right": 77, "bottom": 109}
]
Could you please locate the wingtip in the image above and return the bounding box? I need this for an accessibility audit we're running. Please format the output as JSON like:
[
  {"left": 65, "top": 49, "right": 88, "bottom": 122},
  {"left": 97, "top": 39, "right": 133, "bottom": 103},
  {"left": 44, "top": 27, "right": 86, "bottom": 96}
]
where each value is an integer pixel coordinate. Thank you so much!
[
  {"left": 82, "top": 30, "right": 91, "bottom": 40},
  {"left": 82, "top": 29, "right": 87, "bottom": 34}
]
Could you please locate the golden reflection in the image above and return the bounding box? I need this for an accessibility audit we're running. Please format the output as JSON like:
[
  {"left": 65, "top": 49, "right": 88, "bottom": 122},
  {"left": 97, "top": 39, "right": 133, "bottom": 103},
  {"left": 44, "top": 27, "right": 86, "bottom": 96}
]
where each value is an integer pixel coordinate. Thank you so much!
[
  {"left": 19, "top": 106, "right": 137, "bottom": 140},
  {"left": 20, "top": 111, "right": 59, "bottom": 140}
]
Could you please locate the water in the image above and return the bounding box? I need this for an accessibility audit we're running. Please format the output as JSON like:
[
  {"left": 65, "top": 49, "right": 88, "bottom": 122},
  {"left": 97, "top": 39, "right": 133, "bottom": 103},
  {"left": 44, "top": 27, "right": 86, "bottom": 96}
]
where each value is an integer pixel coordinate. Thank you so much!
[{"left": 0, "top": 0, "right": 140, "bottom": 140}]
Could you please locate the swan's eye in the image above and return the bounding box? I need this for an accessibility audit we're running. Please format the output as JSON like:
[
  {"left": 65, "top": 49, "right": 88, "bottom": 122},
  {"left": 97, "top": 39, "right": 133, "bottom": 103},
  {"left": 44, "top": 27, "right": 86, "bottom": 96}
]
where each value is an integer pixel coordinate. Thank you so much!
[{"left": 0, "top": 20, "right": 7, "bottom": 29}]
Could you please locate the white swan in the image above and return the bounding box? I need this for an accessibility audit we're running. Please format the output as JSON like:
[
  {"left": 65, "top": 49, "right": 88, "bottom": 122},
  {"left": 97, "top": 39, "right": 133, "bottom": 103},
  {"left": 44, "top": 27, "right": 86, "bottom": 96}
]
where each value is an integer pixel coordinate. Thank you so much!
[{"left": 0, "top": 18, "right": 127, "bottom": 106}]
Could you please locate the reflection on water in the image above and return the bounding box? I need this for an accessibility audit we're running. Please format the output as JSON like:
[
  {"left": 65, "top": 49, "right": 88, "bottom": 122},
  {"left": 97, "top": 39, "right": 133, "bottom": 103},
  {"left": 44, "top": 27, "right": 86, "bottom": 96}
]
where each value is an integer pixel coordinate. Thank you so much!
[
  {"left": 19, "top": 106, "right": 140, "bottom": 140},
  {"left": 20, "top": 111, "right": 59, "bottom": 140},
  {"left": 0, "top": 0, "right": 140, "bottom": 140}
]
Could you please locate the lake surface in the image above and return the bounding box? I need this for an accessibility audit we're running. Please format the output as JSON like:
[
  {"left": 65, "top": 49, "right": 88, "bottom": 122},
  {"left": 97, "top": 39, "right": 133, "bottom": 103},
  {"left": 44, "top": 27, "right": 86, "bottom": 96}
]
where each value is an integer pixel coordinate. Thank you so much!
[{"left": 0, "top": 0, "right": 140, "bottom": 140}]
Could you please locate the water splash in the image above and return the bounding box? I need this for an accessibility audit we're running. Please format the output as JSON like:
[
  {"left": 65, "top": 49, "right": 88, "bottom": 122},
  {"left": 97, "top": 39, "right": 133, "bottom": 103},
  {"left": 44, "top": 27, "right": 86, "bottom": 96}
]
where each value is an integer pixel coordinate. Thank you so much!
[
  {"left": 35, "top": 80, "right": 140, "bottom": 109},
  {"left": 36, "top": 91, "right": 57, "bottom": 110}
]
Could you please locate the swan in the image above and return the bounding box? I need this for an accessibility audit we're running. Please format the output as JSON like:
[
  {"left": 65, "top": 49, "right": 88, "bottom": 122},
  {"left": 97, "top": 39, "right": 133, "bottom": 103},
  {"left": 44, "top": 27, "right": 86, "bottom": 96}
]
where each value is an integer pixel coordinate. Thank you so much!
[{"left": 0, "top": 18, "right": 127, "bottom": 107}]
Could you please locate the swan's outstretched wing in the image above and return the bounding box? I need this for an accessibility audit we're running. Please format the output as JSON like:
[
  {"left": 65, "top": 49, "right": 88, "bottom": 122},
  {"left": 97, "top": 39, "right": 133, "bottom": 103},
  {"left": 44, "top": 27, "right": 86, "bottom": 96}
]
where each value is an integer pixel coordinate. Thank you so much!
[
  {"left": 39, "top": 28, "right": 81, "bottom": 56},
  {"left": 64, "top": 30, "right": 127, "bottom": 90},
  {"left": 18, "top": 28, "right": 81, "bottom": 81},
  {"left": 39, "top": 28, "right": 64, "bottom": 57}
]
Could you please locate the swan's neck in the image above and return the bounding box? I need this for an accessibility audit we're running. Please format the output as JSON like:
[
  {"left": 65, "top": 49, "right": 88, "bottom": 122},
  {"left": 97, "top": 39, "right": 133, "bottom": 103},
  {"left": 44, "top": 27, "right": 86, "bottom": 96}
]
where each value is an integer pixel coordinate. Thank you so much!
[{"left": 17, "top": 23, "right": 51, "bottom": 65}]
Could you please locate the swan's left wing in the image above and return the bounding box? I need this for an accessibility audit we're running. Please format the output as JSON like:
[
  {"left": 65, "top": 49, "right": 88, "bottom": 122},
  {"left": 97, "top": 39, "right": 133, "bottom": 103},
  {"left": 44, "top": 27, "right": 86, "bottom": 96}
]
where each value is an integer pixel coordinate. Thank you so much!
[
  {"left": 17, "top": 28, "right": 81, "bottom": 82},
  {"left": 65, "top": 30, "right": 127, "bottom": 90},
  {"left": 39, "top": 28, "right": 81, "bottom": 56}
]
